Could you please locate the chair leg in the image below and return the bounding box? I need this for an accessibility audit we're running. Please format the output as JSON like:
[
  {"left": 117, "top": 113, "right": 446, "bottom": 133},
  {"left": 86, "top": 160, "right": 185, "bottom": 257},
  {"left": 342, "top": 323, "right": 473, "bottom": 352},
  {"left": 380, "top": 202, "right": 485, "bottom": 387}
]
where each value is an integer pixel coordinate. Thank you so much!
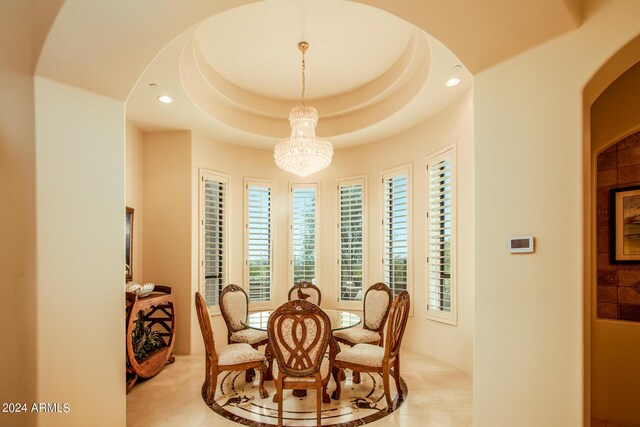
[
  {"left": 207, "top": 366, "right": 218, "bottom": 405},
  {"left": 331, "top": 365, "right": 342, "bottom": 400},
  {"left": 322, "top": 381, "right": 331, "bottom": 403},
  {"left": 245, "top": 368, "right": 255, "bottom": 383},
  {"left": 352, "top": 371, "right": 361, "bottom": 384},
  {"left": 274, "top": 378, "right": 283, "bottom": 427},
  {"left": 394, "top": 355, "right": 402, "bottom": 394},
  {"left": 272, "top": 372, "right": 280, "bottom": 403},
  {"left": 265, "top": 344, "right": 275, "bottom": 381},
  {"left": 382, "top": 366, "right": 392, "bottom": 408},
  {"left": 247, "top": 343, "right": 259, "bottom": 382},
  {"left": 316, "top": 385, "right": 322, "bottom": 427},
  {"left": 258, "top": 361, "right": 268, "bottom": 399},
  {"left": 203, "top": 359, "right": 212, "bottom": 402}
]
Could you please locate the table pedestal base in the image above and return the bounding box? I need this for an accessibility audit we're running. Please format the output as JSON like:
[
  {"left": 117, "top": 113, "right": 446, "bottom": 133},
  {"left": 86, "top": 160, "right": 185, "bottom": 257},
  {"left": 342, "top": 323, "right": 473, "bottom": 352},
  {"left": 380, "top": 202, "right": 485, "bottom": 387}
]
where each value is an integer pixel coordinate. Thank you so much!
[{"left": 292, "top": 389, "right": 307, "bottom": 398}]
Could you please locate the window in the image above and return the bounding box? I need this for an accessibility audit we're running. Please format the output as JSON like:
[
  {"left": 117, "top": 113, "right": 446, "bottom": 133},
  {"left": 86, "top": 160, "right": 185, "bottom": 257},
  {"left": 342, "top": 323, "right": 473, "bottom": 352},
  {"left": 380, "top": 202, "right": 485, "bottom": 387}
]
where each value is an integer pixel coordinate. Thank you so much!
[
  {"left": 290, "top": 183, "right": 318, "bottom": 284},
  {"left": 200, "top": 170, "right": 228, "bottom": 308},
  {"left": 337, "top": 177, "right": 366, "bottom": 306},
  {"left": 426, "top": 147, "right": 456, "bottom": 324},
  {"left": 382, "top": 165, "right": 411, "bottom": 298},
  {"left": 244, "top": 179, "right": 273, "bottom": 306}
]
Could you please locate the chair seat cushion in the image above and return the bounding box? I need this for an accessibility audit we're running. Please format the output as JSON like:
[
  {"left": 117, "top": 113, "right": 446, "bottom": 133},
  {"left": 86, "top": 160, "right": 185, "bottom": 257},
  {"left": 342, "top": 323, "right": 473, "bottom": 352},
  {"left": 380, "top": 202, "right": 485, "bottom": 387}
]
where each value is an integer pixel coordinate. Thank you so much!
[
  {"left": 230, "top": 328, "right": 268, "bottom": 345},
  {"left": 218, "top": 343, "right": 265, "bottom": 366},
  {"left": 272, "top": 358, "right": 330, "bottom": 383},
  {"left": 333, "top": 328, "right": 380, "bottom": 345},
  {"left": 335, "top": 343, "right": 385, "bottom": 367}
]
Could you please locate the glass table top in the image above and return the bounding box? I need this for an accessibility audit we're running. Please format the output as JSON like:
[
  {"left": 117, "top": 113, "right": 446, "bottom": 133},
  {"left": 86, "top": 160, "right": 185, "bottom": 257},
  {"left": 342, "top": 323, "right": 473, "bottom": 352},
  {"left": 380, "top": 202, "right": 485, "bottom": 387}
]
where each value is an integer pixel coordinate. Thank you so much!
[{"left": 243, "top": 309, "right": 361, "bottom": 332}]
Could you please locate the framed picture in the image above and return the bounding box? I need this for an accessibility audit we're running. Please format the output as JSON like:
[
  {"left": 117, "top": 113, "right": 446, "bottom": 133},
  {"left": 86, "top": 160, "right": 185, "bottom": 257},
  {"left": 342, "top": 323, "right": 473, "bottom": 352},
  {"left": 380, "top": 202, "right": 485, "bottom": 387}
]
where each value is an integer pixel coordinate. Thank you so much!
[
  {"left": 126, "top": 207, "right": 134, "bottom": 281},
  {"left": 611, "top": 186, "right": 640, "bottom": 262}
]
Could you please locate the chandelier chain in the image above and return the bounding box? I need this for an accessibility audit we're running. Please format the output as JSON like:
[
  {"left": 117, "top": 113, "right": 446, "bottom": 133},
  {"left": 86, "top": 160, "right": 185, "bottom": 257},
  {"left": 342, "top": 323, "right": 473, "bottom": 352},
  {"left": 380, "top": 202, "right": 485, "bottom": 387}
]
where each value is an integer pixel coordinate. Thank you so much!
[{"left": 301, "top": 49, "right": 306, "bottom": 106}]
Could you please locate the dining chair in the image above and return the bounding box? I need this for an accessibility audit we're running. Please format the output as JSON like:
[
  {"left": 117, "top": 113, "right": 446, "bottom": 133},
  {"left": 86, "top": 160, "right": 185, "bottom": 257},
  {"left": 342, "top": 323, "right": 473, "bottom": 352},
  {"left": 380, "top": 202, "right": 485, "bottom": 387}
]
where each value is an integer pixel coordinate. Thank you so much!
[
  {"left": 287, "top": 281, "right": 322, "bottom": 305},
  {"left": 194, "top": 292, "right": 267, "bottom": 404},
  {"left": 267, "top": 300, "right": 335, "bottom": 427},
  {"left": 220, "top": 284, "right": 269, "bottom": 381},
  {"left": 332, "top": 290, "right": 410, "bottom": 407},
  {"left": 333, "top": 282, "right": 392, "bottom": 383}
]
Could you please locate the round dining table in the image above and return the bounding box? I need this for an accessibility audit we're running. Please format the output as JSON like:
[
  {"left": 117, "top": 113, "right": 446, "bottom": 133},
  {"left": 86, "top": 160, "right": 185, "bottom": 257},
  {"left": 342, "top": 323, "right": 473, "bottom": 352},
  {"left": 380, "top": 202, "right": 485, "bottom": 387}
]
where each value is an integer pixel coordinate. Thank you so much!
[
  {"left": 243, "top": 309, "right": 361, "bottom": 397},
  {"left": 244, "top": 309, "right": 361, "bottom": 332}
]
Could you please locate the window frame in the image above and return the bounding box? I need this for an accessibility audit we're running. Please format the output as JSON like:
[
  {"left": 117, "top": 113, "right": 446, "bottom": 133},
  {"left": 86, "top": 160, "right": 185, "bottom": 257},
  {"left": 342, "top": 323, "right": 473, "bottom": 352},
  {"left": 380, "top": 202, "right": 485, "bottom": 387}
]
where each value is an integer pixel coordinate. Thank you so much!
[
  {"left": 199, "top": 169, "right": 230, "bottom": 314},
  {"left": 425, "top": 145, "right": 457, "bottom": 325},
  {"left": 381, "top": 164, "right": 413, "bottom": 309},
  {"left": 243, "top": 178, "right": 275, "bottom": 310},
  {"left": 288, "top": 182, "right": 321, "bottom": 288},
  {"left": 336, "top": 176, "right": 367, "bottom": 309}
]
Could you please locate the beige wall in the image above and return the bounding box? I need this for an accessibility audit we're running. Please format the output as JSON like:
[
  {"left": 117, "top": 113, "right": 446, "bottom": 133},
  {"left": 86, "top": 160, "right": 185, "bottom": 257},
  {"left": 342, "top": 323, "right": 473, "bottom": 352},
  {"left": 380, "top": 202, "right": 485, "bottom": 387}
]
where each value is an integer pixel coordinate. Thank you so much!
[
  {"left": 189, "top": 134, "right": 284, "bottom": 354},
  {"left": 474, "top": 1, "right": 640, "bottom": 426},
  {"left": 125, "top": 92, "right": 474, "bottom": 368},
  {"left": 0, "top": 2, "right": 37, "bottom": 426},
  {"left": 126, "top": 123, "right": 144, "bottom": 282},
  {"left": 142, "top": 131, "right": 193, "bottom": 355},
  {"left": 34, "top": 77, "right": 125, "bottom": 427},
  {"left": 181, "top": 91, "right": 474, "bottom": 373},
  {"left": 590, "top": 61, "right": 640, "bottom": 426},
  {"left": 334, "top": 91, "right": 474, "bottom": 373}
]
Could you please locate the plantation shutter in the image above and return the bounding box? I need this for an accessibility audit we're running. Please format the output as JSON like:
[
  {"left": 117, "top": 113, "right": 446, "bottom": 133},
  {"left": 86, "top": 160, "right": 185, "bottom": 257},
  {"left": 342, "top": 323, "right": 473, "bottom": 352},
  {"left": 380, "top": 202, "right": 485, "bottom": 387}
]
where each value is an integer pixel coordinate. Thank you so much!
[
  {"left": 246, "top": 182, "right": 272, "bottom": 302},
  {"left": 291, "top": 185, "right": 317, "bottom": 283},
  {"left": 339, "top": 180, "right": 364, "bottom": 301},
  {"left": 426, "top": 148, "right": 456, "bottom": 322},
  {"left": 383, "top": 171, "right": 409, "bottom": 297},
  {"left": 203, "top": 175, "right": 227, "bottom": 307}
]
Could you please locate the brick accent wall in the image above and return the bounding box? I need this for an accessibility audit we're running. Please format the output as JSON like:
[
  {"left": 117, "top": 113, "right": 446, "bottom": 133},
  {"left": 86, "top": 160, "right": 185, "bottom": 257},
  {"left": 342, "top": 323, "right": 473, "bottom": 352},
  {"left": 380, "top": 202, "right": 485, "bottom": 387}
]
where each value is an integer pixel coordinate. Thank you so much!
[{"left": 597, "top": 130, "right": 640, "bottom": 321}]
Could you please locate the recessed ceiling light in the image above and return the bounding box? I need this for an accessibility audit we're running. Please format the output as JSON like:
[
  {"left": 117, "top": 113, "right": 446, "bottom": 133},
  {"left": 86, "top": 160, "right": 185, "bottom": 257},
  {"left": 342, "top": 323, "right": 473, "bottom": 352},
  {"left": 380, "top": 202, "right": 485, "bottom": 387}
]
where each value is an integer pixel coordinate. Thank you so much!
[
  {"left": 446, "top": 77, "right": 461, "bottom": 87},
  {"left": 158, "top": 95, "right": 173, "bottom": 104}
]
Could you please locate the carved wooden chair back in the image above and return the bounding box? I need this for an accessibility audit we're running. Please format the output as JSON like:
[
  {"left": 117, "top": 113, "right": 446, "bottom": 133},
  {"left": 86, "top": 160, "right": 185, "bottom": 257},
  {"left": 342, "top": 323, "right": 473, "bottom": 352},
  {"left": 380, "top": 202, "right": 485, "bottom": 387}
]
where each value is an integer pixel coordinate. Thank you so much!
[
  {"left": 220, "top": 284, "right": 249, "bottom": 339},
  {"left": 287, "top": 281, "right": 322, "bottom": 306},
  {"left": 195, "top": 291, "right": 218, "bottom": 363},
  {"left": 362, "top": 282, "right": 393, "bottom": 334},
  {"left": 267, "top": 300, "right": 330, "bottom": 378},
  {"left": 384, "top": 291, "right": 411, "bottom": 361}
]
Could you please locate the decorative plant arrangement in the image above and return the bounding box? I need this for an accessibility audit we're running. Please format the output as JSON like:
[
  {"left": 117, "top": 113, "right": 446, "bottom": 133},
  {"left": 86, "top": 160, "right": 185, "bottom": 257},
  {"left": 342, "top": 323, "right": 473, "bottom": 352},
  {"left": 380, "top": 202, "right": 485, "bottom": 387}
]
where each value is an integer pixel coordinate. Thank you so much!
[{"left": 131, "top": 311, "right": 164, "bottom": 360}]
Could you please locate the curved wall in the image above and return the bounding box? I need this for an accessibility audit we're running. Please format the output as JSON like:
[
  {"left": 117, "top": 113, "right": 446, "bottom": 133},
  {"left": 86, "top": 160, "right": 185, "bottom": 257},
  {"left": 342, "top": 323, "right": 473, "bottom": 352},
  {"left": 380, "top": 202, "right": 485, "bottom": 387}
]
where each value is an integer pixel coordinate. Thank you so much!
[{"left": 136, "top": 90, "right": 474, "bottom": 373}]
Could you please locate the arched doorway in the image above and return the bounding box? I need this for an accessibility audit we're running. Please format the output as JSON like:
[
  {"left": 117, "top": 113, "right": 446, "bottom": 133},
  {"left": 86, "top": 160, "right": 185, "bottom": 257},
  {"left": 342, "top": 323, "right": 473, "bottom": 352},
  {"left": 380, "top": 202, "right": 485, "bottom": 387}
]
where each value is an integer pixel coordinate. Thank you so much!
[{"left": 584, "top": 34, "right": 640, "bottom": 427}]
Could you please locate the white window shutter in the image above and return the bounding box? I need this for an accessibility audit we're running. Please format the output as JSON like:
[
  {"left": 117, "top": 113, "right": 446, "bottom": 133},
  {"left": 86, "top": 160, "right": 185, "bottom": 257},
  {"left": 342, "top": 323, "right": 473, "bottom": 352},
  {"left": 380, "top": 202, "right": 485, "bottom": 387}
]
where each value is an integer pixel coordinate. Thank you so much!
[
  {"left": 202, "top": 174, "right": 227, "bottom": 307},
  {"left": 426, "top": 147, "right": 456, "bottom": 324},
  {"left": 291, "top": 185, "right": 317, "bottom": 284},
  {"left": 382, "top": 169, "right": 410, "bottom": 297},
  {"left": 338, "top": 179, "right": 365, "bottom": 302},
  {"left": 246, "top": 182, "right": 272, "bottom": 302}
]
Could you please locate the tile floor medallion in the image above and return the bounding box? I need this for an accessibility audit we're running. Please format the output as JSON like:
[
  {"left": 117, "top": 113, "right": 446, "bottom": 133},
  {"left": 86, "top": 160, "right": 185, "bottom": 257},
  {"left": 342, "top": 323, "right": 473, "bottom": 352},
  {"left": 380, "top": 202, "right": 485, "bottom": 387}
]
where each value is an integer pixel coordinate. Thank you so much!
[{"left": 204, "top": 369, "right": 407, "bottom": 427}]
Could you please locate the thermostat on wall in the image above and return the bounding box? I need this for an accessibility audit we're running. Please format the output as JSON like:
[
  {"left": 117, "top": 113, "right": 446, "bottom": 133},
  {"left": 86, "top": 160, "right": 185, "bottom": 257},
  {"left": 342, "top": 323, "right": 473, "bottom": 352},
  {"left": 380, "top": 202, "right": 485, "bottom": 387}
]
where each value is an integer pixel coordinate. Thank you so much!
[{"left": 508, "top": 236, "right": 534, "bottom": 253}]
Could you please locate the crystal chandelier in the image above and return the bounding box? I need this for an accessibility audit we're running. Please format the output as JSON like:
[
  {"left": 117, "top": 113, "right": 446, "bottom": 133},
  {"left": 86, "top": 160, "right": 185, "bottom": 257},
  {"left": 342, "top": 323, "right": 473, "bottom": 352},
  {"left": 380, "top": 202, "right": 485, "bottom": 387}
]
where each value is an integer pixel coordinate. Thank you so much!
[{"left": 274, "top": 42, "right": 333, "bottom": 178}]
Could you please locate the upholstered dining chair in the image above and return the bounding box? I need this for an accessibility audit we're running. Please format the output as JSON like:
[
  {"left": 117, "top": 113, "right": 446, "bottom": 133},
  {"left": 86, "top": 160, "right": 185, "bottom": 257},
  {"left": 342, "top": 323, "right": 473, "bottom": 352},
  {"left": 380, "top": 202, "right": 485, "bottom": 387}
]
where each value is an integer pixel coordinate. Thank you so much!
[
  {"left": 267, "top": 300, "right": 336, "bottom": 427},
  {"left": 332, "top": 290, "right": 410, "bottom": 407},
  {"left": 333, "top": 282, "right": 392, "bottom": 383},
  {"left": 220, "top": 284, "right": 269, "bottom": 347},
  {"left": 220, "top": 284, "right": 269, "bottom": 381},
  {"left": 195, "top": 292, "right": 267, "bottom": 404},
  {"left": 287, "top": 281, "right": 322, "bottom": 306}
]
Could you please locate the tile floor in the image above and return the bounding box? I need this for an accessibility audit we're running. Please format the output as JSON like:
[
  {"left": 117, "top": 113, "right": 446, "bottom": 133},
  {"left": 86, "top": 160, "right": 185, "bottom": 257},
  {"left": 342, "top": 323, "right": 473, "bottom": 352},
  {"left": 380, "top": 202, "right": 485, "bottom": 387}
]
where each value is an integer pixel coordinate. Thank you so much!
[{"left": 127, "top": 349, "right": 472, "bottom": 427}]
